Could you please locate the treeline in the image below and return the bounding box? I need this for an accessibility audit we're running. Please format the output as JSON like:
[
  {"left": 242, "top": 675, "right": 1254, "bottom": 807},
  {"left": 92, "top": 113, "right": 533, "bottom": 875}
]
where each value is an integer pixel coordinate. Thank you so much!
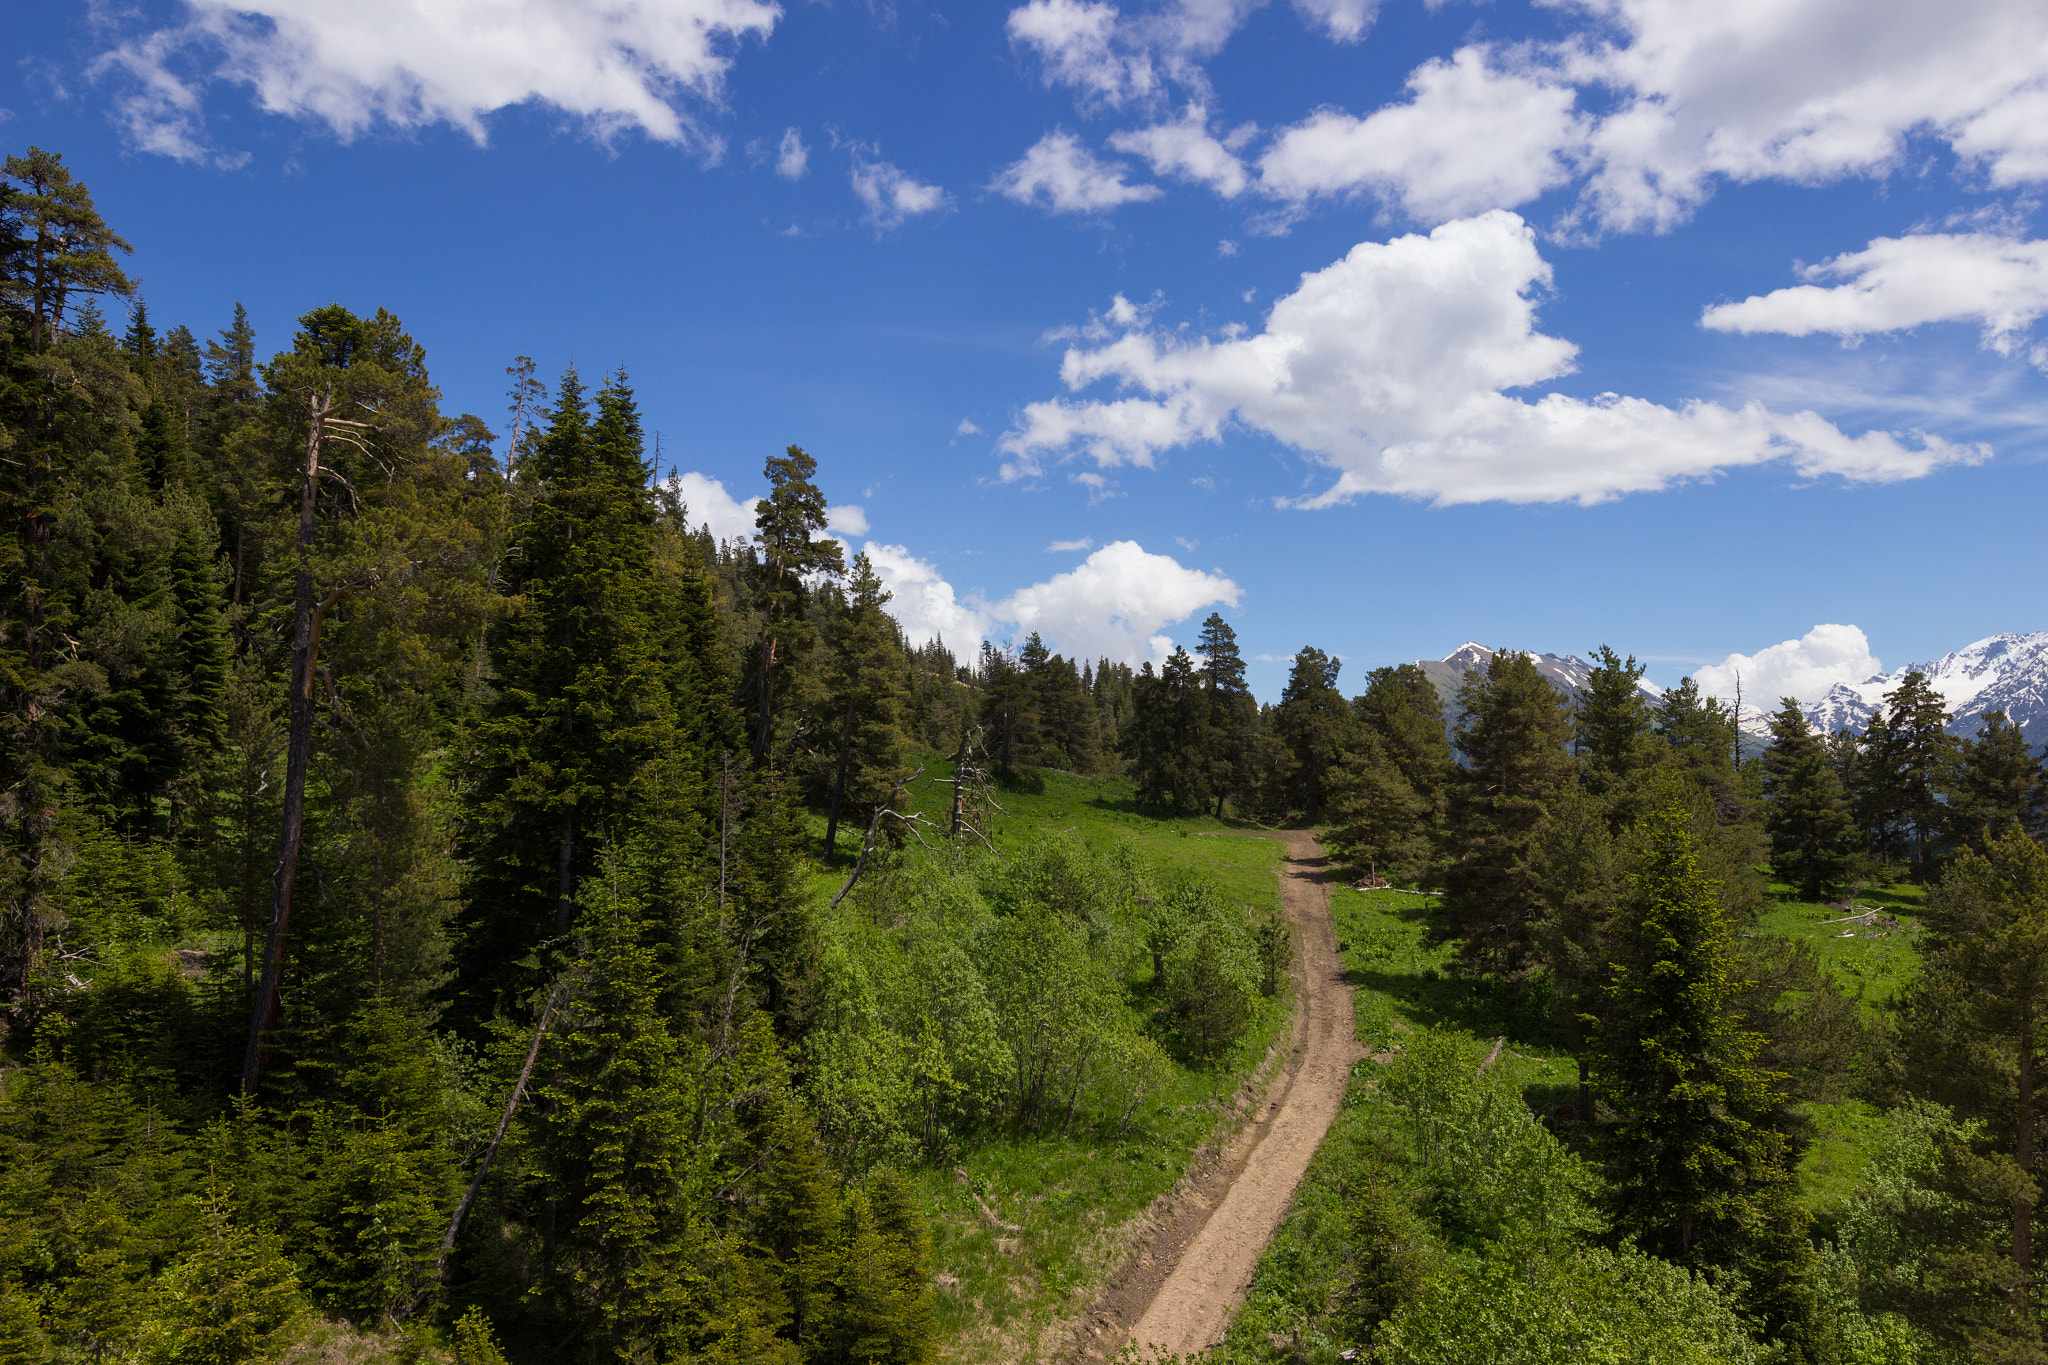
[
  {"left": 0, "top": 146, "right": 1058, "bottom": 1361},
  {"left": 1167, "top": 639, "right": 2042, "bottom": 1359}
]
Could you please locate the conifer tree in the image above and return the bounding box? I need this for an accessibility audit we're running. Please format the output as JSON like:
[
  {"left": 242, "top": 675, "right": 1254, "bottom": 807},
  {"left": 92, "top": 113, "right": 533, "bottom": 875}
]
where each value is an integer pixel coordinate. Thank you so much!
[
  {"left": 1882, "top": 671, "right": 1959, "bottom": 877},
  {"left": 1437, "top": 650, "right": 1573, "bottom": 973},
  {"left": 1761, "top": 698, "right": 1853, "bottom": 900},
  {"left": 1595, "top": 805, "right": 1799, "bottom": 1283},
  {"left": 1575, "top": 645, "right": 1656, "bottom": 809},
  {"left": 751, "top": 445, "right": 841, "bottom": 762},
  {"left": 1196, "top": 613, "right": 1258, "bottom": 816},
  {"left": 1944, "top": 710, "right": 2045, "bottom": 852},
  {"left": 1353, "top": 663, "right": 1453, "bottom": 842},
  {"left": 1893, "top": 829, "right": 2048, "bottom": 1355},
  {"left": 1129, "top": 647, "right": 1210, "bottom": 813},
  {"left": 1, "top": 147, "right": 134, "bottom": 348},
  {"left": 455, "top": 368, "right": 672, "bottom": 1026},
  {"left": 1275, "top": 647, "right": 1354, "bottom": 823},
  {"left": 822, "top": 552, "right": 908, "bottom": 864}
]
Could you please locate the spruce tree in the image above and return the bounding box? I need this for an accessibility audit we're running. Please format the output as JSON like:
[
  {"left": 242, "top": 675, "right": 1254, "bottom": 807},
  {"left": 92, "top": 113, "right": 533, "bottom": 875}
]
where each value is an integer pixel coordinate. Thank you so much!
[
  {"left": 1883, "top": 671, "right": 1959, "bottom": 877},
  {"left": 1437, "top": 649, "right": 1573, "bottom": 973},
  {"left": 1195, "top": 613, "right": 1258, "bottom": 817},
  {"left": 1275, "top": 646, "right": 1354, "bottom": 823},
  {"left": 1893, "top": 829, "right": 2048, "bottom": 1355},
  {"left": 821, "top": 552, "right": 909, "bottom": 864},
  {"left": 456, "top": 368, "right": 672, "bottom": 1025},
  {"left": 1944, "top": 710, "right": 2045, "bottom": 852},
  {"left": 1595, "top": 804, "right": 1798, "bottom": 1279},
  {"left": 1574, "top": 645, "right": 1655, "bottom": 809},
  {"left": 1761, "top": 698, "right": 1853, "bottom": 900}
]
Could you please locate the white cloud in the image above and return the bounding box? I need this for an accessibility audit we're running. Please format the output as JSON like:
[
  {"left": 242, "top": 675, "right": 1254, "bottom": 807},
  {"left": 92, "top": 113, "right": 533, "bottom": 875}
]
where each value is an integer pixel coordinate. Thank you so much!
[
  {"left": 1563, "top": 0, "right": 2048, "bottom": 232},
  {"left": 1109, "top": 103, "right": 1250, "bottom": 196},
  {"left": 997, "top": 540, "right": 1240, "bottom": 662},
  {"left": 92, "top": 0, "right": 780, "bottom": 161},
  {"left": 1694, "top": 624, "right": 1882, "bottom": 706},
  {"left": 1000, "top": 211, "right": 1984, "bottom": 505},
  {"left": 1293, "top": 0, "right": 1376, "bottom": 43},
  {"left": 1258, "top": 48, "right": 1586, "bottom": 220},
  {"left": 956, "top": 418, "right": 984, "bottom": 436},
  {"left": 1701, "top": 233, "right": 2048, "bottom": 360},
  {"left": 864, "top": 542, "right": 994, "bottom": 649},
  {"left": 775, "top": 126, "right": 808, "bottom": 179},
  {"left": 1046, "top": 536, "right": 1095, "bottom": 551},
  {"left": 851, "top": 152, "right": 950, "bottom": 229},
  {"left": 865, "top": 538, "right": 1234, "bottom": 663},
  {"left": 668, "top": 471, "right": 759, "bottom": 542},
  {"left": 1003, "top": 0, "right": 1264, "bottom": 110},
  {"left": 992, "top": 130, "right": 1163, "bottom": 213},
  {"left": 670, "top": 471, "right": 869, "bottom": 544}
]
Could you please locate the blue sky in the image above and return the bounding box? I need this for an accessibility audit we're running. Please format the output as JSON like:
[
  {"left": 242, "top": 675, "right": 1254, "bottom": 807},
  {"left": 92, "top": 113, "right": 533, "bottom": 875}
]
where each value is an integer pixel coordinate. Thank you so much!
[{"left": 10, "top": 0, "right": 2048, "bottom": 703}]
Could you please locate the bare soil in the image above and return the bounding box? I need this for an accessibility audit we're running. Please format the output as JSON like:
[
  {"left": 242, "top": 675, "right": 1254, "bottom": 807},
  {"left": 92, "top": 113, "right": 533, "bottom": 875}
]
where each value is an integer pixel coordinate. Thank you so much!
[{"left": 1061, "top": 831, "right": 1361, "bottom": 1361}]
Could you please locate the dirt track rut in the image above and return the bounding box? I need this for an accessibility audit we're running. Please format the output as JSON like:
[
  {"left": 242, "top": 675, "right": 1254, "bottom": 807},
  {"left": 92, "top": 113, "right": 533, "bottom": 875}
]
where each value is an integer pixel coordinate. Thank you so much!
[{"left": 1067, "top": 830, "right": 1360, "bottom": 1361}]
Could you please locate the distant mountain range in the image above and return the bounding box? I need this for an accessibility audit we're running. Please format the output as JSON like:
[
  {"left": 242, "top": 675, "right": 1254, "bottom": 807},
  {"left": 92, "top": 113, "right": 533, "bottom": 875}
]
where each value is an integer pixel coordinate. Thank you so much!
[{"left": 1412, "top": 633, "right": 2048, "bottom": 752}]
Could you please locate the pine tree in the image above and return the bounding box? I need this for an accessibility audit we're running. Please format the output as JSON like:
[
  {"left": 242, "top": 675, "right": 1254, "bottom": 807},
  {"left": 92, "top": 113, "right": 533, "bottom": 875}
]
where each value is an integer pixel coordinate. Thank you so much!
[
  {"left": 750, "top": 445, "right": 841, "bottom": 762},
  {"left": 1354, "top": 663, "right": 1453, "bottom": 847},
  {"left": 1275, "top": 646, "right": 1355, "bottom": 823},
  {"left": 1761, "top": 698, "right": 1853, "bottom": 900},
  {"left": 1437, "top": 649, "right": 1573, "bottom": 974},
  {"left": 1, "top": 147, "right": 134, "bottom": 348}
]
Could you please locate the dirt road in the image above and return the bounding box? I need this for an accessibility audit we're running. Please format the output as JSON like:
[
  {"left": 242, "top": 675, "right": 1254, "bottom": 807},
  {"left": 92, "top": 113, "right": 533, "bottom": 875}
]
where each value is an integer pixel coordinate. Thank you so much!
[{"left": 1068, "top": 830, "right": 1360, "bottom": 1361}]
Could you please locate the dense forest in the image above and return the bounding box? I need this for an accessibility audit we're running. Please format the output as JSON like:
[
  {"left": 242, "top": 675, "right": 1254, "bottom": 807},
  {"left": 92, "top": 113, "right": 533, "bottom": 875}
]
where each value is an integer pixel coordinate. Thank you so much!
[{"left": 3, "top": 144, "right": 2048, "bottom": 1364}]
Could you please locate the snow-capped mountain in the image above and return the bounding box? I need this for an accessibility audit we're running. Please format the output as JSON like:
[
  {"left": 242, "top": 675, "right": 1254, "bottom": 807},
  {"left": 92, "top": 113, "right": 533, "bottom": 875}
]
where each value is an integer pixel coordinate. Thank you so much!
[
  {"left": 1416, "top": 633, "right": 2048, "bottom": 754},
  {"left": 1794, "top": 632, "right": 2048, "bottom": 749},
  {"left": 1417, "top": 643, "right": 1664, "bottom": 712}
]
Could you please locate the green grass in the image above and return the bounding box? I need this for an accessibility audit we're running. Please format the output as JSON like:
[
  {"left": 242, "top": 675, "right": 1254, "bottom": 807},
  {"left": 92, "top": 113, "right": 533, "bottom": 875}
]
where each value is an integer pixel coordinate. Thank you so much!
[
  {"left": 1753, "top": 879, "right": 1926, "bottom": 1016},
  {"left": 797, "top": 762, "right": 1296, "bottom": 1363}
]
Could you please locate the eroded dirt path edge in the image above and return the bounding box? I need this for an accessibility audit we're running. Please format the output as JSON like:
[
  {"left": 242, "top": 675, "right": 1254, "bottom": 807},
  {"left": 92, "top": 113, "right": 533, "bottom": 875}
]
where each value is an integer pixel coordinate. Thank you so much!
[{"left": 1061, "top": 830, "right": 1361, "bottom": 1362}]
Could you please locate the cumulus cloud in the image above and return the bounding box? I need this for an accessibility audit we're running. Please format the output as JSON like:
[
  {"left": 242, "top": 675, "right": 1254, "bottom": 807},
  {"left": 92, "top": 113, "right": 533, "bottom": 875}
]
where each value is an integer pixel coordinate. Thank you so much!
[
  {"left": 1003, "top": 0, "right": 1263, "bottom": 110},
  {"left": 992, "top": 130, "right": 1162, "bottom": 213},
  {"left": 864, "top": 542, "right": 994, "bottom": 650},
  {"left": 669, "top": 471, "right": 880, "bottom": 544},
  {"left": 1000, "top": 211, "right": 1985, "bottom": 505},
  {"left": 865, "top": 538, "right": 1235, "bottom": 662},
  {"left": 997, "top": 540, "right": 1240, "bottom": 662},
  {"left": 1109, "top": 104, "right": 1250, "bottom": 197},
  {"left": 1293, "top": 0, "right": 1377, "bottom": 43},
  {"left": 1041, "top": 0, "right": 2048, "bottom": 235},
  {"left": 92, "top": 0, "right": 779, "bottom": 161},
  {"left": 1702, "top": 233, "right": 2048, "bottom": 360},
  {"left": 775, "top": 126, "right": 808, "bottom": 179},
  {"left": 850, "top": 152, "right": 950, "bottom": 229},
  {"left": 668, "top": 471, "right": 759, "bottom": 542},
  {"left": 1694, "top": 624, "right": 1882, "bottom": 706},
  {"left": 1259, "top": 48, "right": 1587, "bottom": 220},
  {"left": 1565, "top": 0, "right": 2048, "bottom": 231}
]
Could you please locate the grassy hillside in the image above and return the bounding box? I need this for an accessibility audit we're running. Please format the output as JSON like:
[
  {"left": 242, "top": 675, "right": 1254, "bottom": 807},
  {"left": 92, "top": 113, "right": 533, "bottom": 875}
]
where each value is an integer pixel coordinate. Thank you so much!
[{"left": 802, "top": 764, "right": 1297, "bottom": 1364}]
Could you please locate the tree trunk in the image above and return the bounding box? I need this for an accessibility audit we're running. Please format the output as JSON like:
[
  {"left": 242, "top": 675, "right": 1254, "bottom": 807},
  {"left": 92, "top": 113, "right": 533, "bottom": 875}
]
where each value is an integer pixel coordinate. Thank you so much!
[
  {"left": 1577, "top": 1056, "right": 1591, "bottom": 1126},
  {"left": 2018, "top": 990, "right": 2036, "bottom": 1303},
  {"left": 948, "top": 728, "right": 968, "bottom": 836},
  {"left": 824, "top": 701, "right": 854, "bottom": 865},
  {"left": 554, "top": 812, "right": 576, "bottom": 935},
  {"left": 241, "top": 388, "right": 332, "bottom": 1098}
]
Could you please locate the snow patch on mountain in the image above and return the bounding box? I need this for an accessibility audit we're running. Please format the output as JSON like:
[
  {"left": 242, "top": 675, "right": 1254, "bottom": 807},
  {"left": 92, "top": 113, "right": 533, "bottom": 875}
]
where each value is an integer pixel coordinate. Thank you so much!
[{"left": 1795, "top": 631, "right": 2048, "bottom": 749}]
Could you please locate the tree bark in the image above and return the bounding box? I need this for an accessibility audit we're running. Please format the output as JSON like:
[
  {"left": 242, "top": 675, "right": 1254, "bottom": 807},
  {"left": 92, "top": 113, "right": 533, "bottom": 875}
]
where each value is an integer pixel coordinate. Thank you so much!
[
  {"left": 948, "top": 728, "right": 968, "bottom": 837},
  {"left": 241, "top": 388, "right": 333, "bottom": 1098},
  {"left": 2018, "top": 987, "right": 2035, "bottom": 1303},
  {"left": 824, "top": 702, "right": 854, "bottom": 864}
]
